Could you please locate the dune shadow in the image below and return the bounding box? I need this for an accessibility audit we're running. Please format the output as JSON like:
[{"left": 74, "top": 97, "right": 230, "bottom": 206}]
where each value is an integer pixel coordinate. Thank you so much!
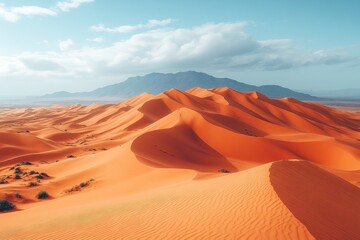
[
  {"left": 131, "top": 124, "right": 237, "bottom": 172},
  {"left": 269, "top": 160, "right": 360, "bottom": 240}
]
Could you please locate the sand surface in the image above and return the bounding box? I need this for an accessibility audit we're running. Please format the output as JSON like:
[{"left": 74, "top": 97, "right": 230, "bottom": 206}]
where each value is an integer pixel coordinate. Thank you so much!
[{"left": 0, "top": 88, "right": 359, "bottom": 239}]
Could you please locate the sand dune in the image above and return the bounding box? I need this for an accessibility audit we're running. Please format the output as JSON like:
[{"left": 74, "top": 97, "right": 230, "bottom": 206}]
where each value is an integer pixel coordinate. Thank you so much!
[{"left": 0, "top": 88, "right": 359, "bottom": 239}]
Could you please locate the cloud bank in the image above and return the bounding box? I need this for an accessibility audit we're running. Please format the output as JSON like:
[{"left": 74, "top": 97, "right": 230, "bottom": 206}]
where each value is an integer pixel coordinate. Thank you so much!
[{"left": 0, "top": 22, "right": 357, "bottom": 92}]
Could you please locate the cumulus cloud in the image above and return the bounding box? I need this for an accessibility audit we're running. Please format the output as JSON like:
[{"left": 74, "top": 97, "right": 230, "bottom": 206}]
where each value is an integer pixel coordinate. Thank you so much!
[
  {"left": 91, "top": 18, "right": 174, "bottom": 33},
  {"left": 58, "top": 39, "right": 74, "bottom": 51},
  {"left": 0, "top": 3, "right": 56, "bottom": 22},
  {"left": 0, "top": 22, "right": 357, "bottom": 83},
  {"left": 57, "top": 0, "right": 94, "bottom": 12}
]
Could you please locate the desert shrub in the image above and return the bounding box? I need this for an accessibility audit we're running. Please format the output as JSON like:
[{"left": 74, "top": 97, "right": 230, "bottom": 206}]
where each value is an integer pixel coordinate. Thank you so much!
[
  {"left": 15, "top": 174, "right": 21, "bottom": 179},
  {"left": 218, "top": 168, "right": 230, "bottom": 173},
  {"left": 29, "top": 171, "right": 38, "bottom": 175},
  {"left": 0, "top": 179, "right": 7, "bottom": 184},
  {"left": 28, "top": 182, "right": 37, "bottom": 187},
  {"left": 67, "top": 155, "right": 76, "bottom": 158},
  {"left": 65, "top": 179, "right": 95, "bottom": 193},
  {"left": 35, "top": 175, "right": 44, "bottom": 179},
  {"left": 36, "top": 191, "right": 49, "bottom": 199},
  {"left": 14, "top": 192, "right": 22, "bottom": 199},
  {"left": 40, "top": 172, "right": 49, "bottom": 177},
  {"left": 0, "top": 199, "right": 15, "bottom": 212},
  {"left": 14, "top": 167, "right": 21, "bottom": 174},
  {"left": 20, "top": 161, "right": 32, "bottom": 165}
]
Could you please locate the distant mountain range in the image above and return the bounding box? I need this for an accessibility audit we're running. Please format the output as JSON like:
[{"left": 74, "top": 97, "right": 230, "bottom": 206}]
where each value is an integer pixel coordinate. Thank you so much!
[
  {"left": 301, "top": 89, "right": 360, "bottom": 99},
  {"left": 40, "top": 71, "right": 317, "bottom": 100}
]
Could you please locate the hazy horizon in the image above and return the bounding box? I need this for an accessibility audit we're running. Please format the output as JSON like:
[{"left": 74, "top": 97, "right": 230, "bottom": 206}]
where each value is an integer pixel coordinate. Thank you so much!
[
  {"left": 0, "top": 70, "right": 360, "bottom": 99},
  {"left": 1, "top": 0, "right": 360, "bottom": 96}
]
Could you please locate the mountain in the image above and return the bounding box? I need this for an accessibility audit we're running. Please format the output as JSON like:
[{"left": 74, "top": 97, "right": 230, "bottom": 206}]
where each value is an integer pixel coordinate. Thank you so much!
[
  {"left": 42, "top": 71, "right": 316, "bottom": 100},
  {"left": 301, "top": 88, "right": 360, "bottom": 99}
]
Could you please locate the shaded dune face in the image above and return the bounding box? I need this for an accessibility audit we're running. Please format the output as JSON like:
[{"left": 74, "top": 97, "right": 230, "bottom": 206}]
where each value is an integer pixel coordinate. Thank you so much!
[
  {"left": 131, "top": 124, "right": 237, "bottom": 172},
  {"left": 0, "top": 87, "right": 359, "bottom": 239},
  {"left": 270, "top": 161, "right": 360, "bottom": 240}
]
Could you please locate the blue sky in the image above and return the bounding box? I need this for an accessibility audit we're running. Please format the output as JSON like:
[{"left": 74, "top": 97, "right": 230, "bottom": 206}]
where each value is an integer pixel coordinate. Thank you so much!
[{"left": 0, "top": 0, "right": 359, "bottom": 96}]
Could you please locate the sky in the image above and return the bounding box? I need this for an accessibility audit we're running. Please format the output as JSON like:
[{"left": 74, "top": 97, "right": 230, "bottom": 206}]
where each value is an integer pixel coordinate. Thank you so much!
[{"left": 0, "top": 0, "right": 359, "bottom": 97}]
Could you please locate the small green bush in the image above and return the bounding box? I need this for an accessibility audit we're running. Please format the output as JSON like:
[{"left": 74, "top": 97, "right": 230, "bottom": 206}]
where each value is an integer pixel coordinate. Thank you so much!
[
  {"left": 0, "top": 199, "right": 15, "bottom": 212},
  {"left": 36, "top": 191, "right": 49, "bottom": 199}
]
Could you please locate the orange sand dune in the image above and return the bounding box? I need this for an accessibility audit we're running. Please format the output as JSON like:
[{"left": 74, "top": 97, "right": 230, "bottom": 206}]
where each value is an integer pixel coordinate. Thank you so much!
[{"left": 0, "top": 87, "right": 359, "bottom": 239}]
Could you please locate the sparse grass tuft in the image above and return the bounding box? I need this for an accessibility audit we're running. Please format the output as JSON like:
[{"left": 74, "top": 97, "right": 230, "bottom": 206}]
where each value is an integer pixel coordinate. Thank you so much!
[{"left": 65, "top": 179, "right": 95, "bottom": 193}]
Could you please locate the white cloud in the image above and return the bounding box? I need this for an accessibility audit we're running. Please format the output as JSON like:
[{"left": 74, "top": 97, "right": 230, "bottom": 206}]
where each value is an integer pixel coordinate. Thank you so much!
[
  {"left": 91, "top": 24, "right": 142, "bottom": 33},
  {"left": 12, "top": 6, "right": 56, "bottom": 16},
  {"left": 57, "top": 0, "right": 94, "bottom": 12},
  {"left": 0, "top": 22, "right": 357, "bottom": 86},
  {"left": 58, "top": 39, "right": 74, "bottom": 51},
  {"left": 0, "top": 1, "right": 94, "bottom": 22},
  {"left": 0, "top": 3, "right": 56, "bottom": 22},
  {"left": 146, "top": 18, "right": 174, "bottom": 28},
  {"left": 91, "top": 19, "right": 174, "bottom": 33},
  {"left": 42, "top": 40, "right": 50, "bottom": 45},
  {"left": 87, "top": 37, "right": 104, "bottom": 43}
]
